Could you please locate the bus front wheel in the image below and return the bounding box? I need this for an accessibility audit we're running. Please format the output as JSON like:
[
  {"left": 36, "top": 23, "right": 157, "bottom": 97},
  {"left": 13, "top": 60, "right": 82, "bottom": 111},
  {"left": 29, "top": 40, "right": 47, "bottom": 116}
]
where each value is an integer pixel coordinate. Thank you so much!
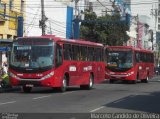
[
  {"left": 22, "top": 86, "right": 32, "bottom": 93},
  {"left": 131, "top": 75, "right": 138, "bottom": 84},
  {"left": 141, "top": 76, "right": 149, "bottom": 83},
  {"left": 59, "top": 76, "right": 67, "bottom": 92},
  {"left": 80, "top": 74, "right": 94, "bottom": 90}
]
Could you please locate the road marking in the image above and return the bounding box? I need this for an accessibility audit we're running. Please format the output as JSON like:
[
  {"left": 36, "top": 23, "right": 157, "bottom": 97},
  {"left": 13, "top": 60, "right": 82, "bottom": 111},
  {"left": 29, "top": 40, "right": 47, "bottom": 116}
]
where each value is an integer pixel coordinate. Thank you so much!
[
  {"left": 33, "top": 95, "right": 52, "bottom": 100},
  {"left": 0, "top": 101, "right": 16, "bottom": 106},
  {"left": 90, "top": 106, "right": 104, "bottom": 112},
  {"left": 62, "top": 91, "right": 74, "bottom": 95}
]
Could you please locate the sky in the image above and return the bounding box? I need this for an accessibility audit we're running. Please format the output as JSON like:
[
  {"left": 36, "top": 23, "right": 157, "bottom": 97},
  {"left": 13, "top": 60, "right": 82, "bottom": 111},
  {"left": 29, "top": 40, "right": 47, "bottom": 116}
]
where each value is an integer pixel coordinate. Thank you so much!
[
  {"left": 131, "top": 0, "right": 158, "bottom": 31},
  {"left": 25, "top": 0, "right": 68, "bottom": 38},
  {"left": 25, "top": 0, "right": 158, "bottom": 38}
]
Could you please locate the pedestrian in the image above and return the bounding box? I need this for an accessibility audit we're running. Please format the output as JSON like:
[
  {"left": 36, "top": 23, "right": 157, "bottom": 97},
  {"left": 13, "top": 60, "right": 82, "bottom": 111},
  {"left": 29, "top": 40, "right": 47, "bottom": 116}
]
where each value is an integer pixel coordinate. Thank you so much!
[{"left": 2, "top": 62, "right": 8, "bottom": 74}]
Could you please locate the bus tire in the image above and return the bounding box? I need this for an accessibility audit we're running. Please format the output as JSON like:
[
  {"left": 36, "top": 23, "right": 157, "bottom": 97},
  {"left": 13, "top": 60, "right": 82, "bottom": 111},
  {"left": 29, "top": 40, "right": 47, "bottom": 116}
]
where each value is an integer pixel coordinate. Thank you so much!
[
  {"left": 80, "top": 74, "right": 94, "bottom": 90},
  {"left": 59, "top": 76, "right": 67, "bottom": 92},
  {"left": 141, "top": 76, "right": 149, "bottom": 83},
  {"left": 132, "top": 75, "right": 138, "bottom": 84},
  {"left": 23, "top": 86, "right": 32, "bottom": 93}
]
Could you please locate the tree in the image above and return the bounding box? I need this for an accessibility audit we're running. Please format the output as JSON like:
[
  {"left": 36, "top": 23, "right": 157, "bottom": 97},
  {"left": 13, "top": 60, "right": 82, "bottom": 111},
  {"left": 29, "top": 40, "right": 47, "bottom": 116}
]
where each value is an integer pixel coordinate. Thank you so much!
[{"left": 80, "top": 10, "right": 129, "bottom": 46}]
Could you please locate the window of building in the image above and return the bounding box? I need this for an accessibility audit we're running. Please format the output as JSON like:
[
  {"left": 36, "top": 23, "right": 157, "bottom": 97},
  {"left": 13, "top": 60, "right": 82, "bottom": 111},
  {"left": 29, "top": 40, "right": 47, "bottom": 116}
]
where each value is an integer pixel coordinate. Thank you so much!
[
  {"left": 158, "top": 24, "right": 160, "bottom": 30},
  {"left": 7, "top": 35, "right": 12, "bottom": 39},
  {"left": 159, "top": 11, "right": 160, "bottom": 16},
  {"left": 21, "top": 0, "right": 24, "bottom": 12},
  {"left": 159, "top": 18, "right": 160, "bottom": 23},
  {"left": 9, "top": 0, "right": 14, "bottom": 10}
]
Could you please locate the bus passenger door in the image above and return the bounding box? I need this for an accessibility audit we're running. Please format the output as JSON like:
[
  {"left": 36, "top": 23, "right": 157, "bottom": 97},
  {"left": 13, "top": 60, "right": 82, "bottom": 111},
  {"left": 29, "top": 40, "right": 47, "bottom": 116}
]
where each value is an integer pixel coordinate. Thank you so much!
[
  {"left": 63, "top": 44, "right": 80, "bottom": 85},
  {"left": 135, "top": 52, "right": 144, "bottom": 80},
  {"left": 95, "top": 48, "right": 104, "bottom": 82}
]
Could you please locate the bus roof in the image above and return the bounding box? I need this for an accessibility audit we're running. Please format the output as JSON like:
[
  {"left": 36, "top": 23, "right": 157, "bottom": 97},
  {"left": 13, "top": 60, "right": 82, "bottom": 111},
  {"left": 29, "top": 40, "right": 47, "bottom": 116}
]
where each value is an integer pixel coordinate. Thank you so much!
[
  {"left": 17, "top": 35, "right": 103, "bottom": 47},
  {"left": 106, "top": 46, "right": 153, "bottom": 53}
]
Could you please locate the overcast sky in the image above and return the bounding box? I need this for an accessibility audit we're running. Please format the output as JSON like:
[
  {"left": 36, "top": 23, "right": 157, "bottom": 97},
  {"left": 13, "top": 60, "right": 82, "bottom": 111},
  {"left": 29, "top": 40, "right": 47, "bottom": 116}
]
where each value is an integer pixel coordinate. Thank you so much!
[
  {"left": 25, "top": 0, "right": 67, "bottom": 38},
  {"left": 25, "top": 0, "right": 158, "bottom": 37}
]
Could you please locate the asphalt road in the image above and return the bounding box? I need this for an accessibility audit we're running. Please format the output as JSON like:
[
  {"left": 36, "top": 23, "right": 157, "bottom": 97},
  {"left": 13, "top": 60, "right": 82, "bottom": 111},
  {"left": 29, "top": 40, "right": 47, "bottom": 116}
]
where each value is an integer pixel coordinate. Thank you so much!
[{"left": 0, "top": 76, "right": 160, "bottom": 116}]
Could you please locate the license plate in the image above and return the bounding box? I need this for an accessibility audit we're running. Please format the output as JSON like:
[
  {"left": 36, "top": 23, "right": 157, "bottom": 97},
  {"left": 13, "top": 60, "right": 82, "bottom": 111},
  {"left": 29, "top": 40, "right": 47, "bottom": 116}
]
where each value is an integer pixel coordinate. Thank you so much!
[{"left": 26, "top": 84, "right": 34, "bottom": 87}]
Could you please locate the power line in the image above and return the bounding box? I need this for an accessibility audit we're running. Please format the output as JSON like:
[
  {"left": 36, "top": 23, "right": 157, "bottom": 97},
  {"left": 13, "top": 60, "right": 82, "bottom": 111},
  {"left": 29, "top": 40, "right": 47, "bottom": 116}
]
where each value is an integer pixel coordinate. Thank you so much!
[{"left": 25, "top": 6, "right": 41, "bottom": 35}]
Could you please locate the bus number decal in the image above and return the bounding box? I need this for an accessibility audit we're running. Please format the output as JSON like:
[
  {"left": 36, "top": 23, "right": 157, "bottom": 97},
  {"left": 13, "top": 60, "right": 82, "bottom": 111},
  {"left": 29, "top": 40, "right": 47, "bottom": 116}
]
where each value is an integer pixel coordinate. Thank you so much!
[
  {"left": 83, "top": 66, "right": 92, "bottom": 71},
  {"left": 69, "top": 66, "right": 77, "bottom": 71}
]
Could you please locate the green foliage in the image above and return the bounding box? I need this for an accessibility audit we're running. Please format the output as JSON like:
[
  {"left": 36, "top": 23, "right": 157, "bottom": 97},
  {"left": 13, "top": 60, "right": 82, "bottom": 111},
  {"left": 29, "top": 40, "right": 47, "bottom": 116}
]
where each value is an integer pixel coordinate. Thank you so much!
[{"left": 80, "top": 10, "right": 129, "bottom": 46}]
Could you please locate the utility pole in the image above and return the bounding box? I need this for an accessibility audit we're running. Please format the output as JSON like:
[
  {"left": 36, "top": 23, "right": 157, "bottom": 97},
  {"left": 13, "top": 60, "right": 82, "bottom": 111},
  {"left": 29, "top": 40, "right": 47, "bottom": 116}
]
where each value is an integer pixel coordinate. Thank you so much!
[
  {"left": 39, "top": 0, "right": 47, "bottom": 35},
  {"left": 151, "top": 7, "right": 159, "bottom": 66},
  {"left": 151, "top": 8, "right": 158, "bottom": 34}
]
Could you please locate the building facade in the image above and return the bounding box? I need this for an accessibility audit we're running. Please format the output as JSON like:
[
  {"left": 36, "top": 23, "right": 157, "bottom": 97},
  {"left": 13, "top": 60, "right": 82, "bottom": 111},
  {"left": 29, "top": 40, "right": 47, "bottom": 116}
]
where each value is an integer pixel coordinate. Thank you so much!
[
  {"left": 0, "top": 0, "right": 25, "bottom": 66},
  {"left": 157, "top": 0, "right": 160, "bottom": 31},
  {"left": 0, "top": 0, "right": 25, "bottom": 40}
]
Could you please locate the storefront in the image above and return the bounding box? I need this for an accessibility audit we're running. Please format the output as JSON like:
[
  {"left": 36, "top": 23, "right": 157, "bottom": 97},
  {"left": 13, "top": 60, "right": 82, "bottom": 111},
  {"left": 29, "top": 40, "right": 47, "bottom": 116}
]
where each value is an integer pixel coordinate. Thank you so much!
[{"left": 0, "top": 39, "right": 12, "bottom": 66}]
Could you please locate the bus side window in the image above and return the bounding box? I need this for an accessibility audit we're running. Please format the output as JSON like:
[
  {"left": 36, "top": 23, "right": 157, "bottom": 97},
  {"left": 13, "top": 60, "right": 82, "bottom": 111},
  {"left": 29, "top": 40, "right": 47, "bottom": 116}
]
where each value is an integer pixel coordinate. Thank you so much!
[
  {"left": 56, "top": 44, "right": 62, "bottom": 67},
  {"left": 64, "top": 44, "right": 72, "bottom": 60},
  {"left": 88, "top": 47, "right": 94, "bottom": 61},
  {"left": 136, "top": 52, "right": 140, "bottom": 63}
]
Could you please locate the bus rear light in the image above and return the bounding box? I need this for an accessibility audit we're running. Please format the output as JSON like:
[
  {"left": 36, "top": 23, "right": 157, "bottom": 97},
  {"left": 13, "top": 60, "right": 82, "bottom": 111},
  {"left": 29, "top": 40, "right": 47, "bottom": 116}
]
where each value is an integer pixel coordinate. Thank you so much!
[
  {"left": 41, "top": 71, "right": 54, "bottom": 80},
  {"left": 9, "top": 72, "right": 20, "bottom": 80}
]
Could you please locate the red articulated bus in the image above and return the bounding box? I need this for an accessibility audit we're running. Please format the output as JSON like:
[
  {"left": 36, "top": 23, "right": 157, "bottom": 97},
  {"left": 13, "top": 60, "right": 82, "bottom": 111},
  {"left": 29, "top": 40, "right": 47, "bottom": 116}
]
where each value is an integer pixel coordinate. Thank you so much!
[
  {"left": 9, "top": 35, "right": 105, "bottom": 92},
  {"left": 105, "top": 46, "right": 154, "bottom": 84}
]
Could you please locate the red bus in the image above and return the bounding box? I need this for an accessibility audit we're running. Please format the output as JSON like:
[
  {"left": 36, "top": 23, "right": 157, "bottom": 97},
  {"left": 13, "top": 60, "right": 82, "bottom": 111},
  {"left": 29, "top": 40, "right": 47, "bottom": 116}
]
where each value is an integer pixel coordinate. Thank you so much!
[
  {"left": 9, "top": 35, "right": 105, "bottom": 92},
  {"left": 105, "top": 46, "right": 154, "bottom": 83}
]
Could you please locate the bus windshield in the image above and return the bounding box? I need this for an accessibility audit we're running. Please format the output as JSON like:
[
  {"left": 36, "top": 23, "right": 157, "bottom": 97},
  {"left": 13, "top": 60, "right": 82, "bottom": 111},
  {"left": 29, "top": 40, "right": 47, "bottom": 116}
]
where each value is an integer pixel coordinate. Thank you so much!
[
  {"left": 10, "top": 38, "right": 54, "bottom": 69},
  {"left": 107, "top": 50, "right": 133, "bottom": 69}
]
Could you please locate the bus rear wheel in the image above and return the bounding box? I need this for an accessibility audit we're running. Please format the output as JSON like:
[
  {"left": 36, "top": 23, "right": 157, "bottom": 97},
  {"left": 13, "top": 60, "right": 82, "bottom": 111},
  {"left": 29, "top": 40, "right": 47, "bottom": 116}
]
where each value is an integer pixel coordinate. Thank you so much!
[
  {"left": 80, "top": 74, "right": 94, "bottom": 90},
  {"left": 22, "top": 86, "right": 32, "bottom": 93}
]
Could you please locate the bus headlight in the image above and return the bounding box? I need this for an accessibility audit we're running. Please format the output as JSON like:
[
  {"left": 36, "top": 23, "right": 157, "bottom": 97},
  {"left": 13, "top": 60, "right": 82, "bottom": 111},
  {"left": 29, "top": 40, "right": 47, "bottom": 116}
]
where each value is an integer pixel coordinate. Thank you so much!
[
  {"left": 127, "top": 71, "right": 134, "bottom": 76},
  {"left": 9, "top": 72, "right": 20, "bottom": 80},
  {"left": 41, "top": 71, "right": 54, "bottom": 80}
]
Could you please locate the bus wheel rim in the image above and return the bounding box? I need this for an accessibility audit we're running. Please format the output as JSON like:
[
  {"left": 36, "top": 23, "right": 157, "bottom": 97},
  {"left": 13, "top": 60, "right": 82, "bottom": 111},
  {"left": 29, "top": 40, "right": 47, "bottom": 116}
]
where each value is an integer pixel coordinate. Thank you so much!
[
  {"left": 147, "top": 76, "right": 149, "bottom": 81},
  {"left": 89, "top": 76, "right": 93, "bottom": 87},
  {"left": 63, "top": 79, "right": 67, "bottom": 88}
]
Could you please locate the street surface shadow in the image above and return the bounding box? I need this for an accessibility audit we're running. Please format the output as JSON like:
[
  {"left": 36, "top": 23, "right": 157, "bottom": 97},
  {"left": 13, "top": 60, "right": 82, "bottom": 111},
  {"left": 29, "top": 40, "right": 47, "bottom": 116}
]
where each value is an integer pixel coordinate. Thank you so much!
[
  {"left": 102, "top": 80, "right": 143, "bottom": 84},
  {"left": 18, "top": 86, "right": 94, "bottom": 94},
  {"left": 105, "top": 91, "right": 160, "bottom": 113}
]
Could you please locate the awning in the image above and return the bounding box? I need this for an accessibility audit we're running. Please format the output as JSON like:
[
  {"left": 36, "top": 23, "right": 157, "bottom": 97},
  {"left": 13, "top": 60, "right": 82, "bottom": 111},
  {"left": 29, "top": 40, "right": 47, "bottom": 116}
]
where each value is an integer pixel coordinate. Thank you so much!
[
  {"left": 0, "top": 39, "right": 12, "bottom": 43},
  {"left": 0, "top": 39, "right": 12, "bottom": 51}
]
